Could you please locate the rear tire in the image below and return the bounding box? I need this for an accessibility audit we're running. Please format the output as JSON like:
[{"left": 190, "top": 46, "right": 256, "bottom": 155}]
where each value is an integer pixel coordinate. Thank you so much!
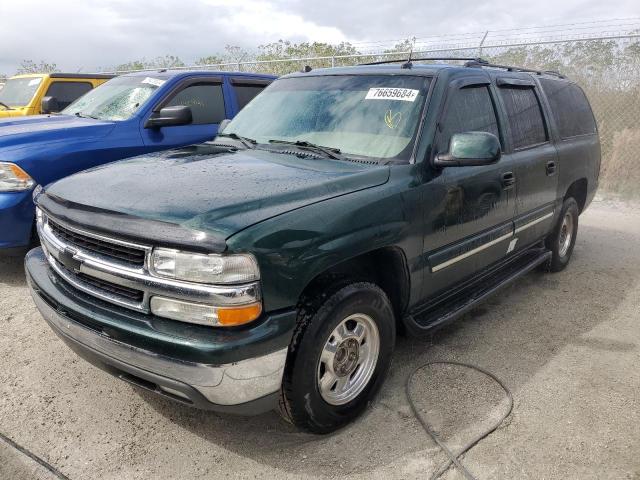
[
  {"left": 544, "top": 197, "right": 579, "bottom": 272},
  {"left": 278, "top": 282, "right": 395, "bottom": 434}
]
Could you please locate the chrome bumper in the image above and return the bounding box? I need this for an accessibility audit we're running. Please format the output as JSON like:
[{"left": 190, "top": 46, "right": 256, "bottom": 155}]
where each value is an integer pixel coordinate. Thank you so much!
[{"left": 28, "top": 277, "right": 287, "bottom": 408}]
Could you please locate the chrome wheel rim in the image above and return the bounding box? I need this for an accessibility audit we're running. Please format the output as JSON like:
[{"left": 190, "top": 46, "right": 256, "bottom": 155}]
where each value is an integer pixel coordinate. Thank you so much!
[
  {"left": 558, "top": 211, "right": 574, "bottom": 257},
  {"left": 317, "top": 313, "right": 380, "bottom": 406}
]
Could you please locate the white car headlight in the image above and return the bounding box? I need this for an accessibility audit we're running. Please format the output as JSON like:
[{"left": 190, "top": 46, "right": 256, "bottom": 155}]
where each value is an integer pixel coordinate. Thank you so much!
[
  {"left": 0, "top": 162, "right": 35, "bottom": 192},
  {"left": 150, "top": 248, "right": 260, "bottom": 285}
]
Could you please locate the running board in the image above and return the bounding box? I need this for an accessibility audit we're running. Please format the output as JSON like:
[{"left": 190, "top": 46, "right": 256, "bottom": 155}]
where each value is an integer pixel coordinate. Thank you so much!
[{"left": 404, "top": 247, "right": 552, "bottom": 337}]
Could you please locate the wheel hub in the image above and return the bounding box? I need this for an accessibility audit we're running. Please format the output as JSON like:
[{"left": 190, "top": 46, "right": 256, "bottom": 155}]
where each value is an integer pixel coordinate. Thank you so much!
[
  {"left": 333, "top": 338, "right": 360, "bottom": 376},
  {"left": 317, "top": 313, "right": 381, "bottom": 405}
]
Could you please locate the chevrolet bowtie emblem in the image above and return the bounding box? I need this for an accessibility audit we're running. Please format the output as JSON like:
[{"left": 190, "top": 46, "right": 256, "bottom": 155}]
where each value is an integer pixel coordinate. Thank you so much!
[{"left": 58, "top": 248, "right": 82, "bottom": 273}]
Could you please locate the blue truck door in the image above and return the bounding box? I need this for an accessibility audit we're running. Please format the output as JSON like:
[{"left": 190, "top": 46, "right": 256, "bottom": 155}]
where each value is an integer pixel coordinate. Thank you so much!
[{"left": 140, "top": 76, "right": 229, "bottom": 149}]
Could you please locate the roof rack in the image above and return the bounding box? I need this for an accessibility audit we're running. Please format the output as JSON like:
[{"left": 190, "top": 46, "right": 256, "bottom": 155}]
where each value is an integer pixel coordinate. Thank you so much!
[
  {"left": 359, "top": 56, "right": 483, "bottom": 66},
  {"left": 358, "top": 57, "right": 566, "bottom": 79}
]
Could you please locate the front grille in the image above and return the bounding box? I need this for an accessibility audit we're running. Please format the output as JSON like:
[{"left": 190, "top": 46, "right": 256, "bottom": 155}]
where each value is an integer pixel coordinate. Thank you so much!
[
  {"left": 56, "top": 261, "right": 144, "bottom": 303},
  {"left": 48, "top": 220, "right": 147, "bottom": 266}
]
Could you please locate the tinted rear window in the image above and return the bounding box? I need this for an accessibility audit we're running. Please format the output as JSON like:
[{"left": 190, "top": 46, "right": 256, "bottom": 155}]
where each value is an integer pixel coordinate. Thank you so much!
[
  {"left": 499, "top": 86, "right": 548, "bottom": 149},
  {"left": 540, "top": 79, "right": 596, "bottom": 139},
  {"left": 233, "top": 83, "right": 268, "bottom": 110}
]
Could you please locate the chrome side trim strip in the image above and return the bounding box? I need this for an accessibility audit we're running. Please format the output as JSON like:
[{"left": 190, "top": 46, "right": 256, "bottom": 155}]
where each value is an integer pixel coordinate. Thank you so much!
[
  {"left": 514, "top": 211, "right": 554, "bottom": 234},
  {"left": 431, "top": 232, "right": 513, "bottom": 273}
]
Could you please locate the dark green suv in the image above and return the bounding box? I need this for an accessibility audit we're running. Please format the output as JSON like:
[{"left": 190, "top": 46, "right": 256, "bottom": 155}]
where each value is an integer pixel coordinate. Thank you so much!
[{"left": 26, "top": 59, "right": 600, "bottom": 433}]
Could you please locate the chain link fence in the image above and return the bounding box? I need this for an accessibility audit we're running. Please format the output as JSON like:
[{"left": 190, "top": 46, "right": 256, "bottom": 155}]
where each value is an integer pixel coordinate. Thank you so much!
[{"left": 114, "top": 32, "right": 640, "bottom": 196}]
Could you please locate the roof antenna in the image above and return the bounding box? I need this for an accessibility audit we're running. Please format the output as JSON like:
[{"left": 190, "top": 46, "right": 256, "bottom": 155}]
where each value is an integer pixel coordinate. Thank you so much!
[{"left": 402, "top": 36, "right": 416, "bottom": 69}]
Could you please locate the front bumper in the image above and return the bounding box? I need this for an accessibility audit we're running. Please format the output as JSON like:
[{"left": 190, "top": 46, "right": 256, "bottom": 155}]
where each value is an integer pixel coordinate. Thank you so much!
[{"left": 26, "top": 248, "right": 296, "bottom": 414}]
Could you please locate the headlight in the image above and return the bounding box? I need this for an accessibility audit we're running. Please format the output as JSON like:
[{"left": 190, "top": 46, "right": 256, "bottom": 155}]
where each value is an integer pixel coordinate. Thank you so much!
[
  {"left": 151, "top": 248, "right": 260, "bottom": 285},
  {"left": 0, "top": 162, "right": 35, "bottom": 192}
]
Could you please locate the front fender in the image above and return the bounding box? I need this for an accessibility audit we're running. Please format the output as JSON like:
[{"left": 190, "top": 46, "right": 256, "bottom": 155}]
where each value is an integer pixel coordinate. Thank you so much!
[{"left": 227, "top": 165, "right": 424, "bottom": 312}]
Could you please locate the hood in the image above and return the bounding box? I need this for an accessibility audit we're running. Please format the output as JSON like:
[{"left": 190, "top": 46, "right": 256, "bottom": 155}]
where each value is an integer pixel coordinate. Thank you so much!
[
  {"left": 45, "top": 144, "right": 390, "bottom": 239},
  {"left": 0, "top": 114, "right": 115, "bottom": 150}
]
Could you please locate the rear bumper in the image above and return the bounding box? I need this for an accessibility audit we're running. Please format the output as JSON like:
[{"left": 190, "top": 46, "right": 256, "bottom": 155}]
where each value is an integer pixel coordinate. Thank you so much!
[
  {"left": 26, "top": 248, "right": 296, "bottom": 414},
  {"left": 0, "top": 190, "right": 35, "bottom": 250}
]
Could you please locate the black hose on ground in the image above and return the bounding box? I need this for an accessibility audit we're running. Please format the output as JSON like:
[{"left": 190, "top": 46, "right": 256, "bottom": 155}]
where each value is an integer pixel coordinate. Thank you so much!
[
  {"left": 406, "top": 361, "right": 514, "bottom": 480},
  {"left": 0, "top": 430, "right": 70, "bottom": 480},
  {"left": 1, "top": 361, "right": 512, "bottom": 480}
]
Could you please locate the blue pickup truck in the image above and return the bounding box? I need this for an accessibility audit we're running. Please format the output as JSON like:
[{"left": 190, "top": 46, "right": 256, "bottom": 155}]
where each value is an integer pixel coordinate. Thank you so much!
[{"left": 0, "top": 70, "right": 275, "bottom": 253}]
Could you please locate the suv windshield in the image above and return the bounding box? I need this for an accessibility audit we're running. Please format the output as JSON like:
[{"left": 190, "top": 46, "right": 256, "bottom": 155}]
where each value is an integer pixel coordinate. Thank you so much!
[
  {"left": 63, "top": 75, "right": 163, "bottom": 121},
  {"left": 0, "top": 77, "right": 43, "bottom": 108},
  {"left": 224, "top": 75, "right": 431, "bottom": 161}
]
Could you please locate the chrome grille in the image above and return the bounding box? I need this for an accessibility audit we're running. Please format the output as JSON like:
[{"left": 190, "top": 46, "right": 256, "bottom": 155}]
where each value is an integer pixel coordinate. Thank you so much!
[
  {"left": 56, "top": 261, "right": 144, "bottom": 303},
  {"left": 48, "top": 218, "right": 146, "bottom": 266},
  {"left": 37, "top": 209, "right": 261, "bottom": 314}
]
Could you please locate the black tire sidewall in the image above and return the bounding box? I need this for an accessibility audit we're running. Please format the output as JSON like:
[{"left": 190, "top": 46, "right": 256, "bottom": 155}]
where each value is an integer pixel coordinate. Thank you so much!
[
  {"left": 547, "top": 198, "right": 579, "bottom": 272},
  {"left": 282, "top": 283, "right": 395, "bottom": 433}
]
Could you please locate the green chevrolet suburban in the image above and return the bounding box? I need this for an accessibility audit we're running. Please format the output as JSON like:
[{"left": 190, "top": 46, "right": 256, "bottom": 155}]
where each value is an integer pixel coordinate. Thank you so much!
[{"left": 26, "top": 58, "right": 600, "bottom": 433}]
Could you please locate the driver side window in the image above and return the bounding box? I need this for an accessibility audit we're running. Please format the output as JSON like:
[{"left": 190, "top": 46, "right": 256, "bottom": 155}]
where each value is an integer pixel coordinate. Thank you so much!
[
  {"left": 164, "top": 82, "right": 225, "bottom": 125},
  {"left": 438, "top": 85, "right": 500, "bottom": 153}
]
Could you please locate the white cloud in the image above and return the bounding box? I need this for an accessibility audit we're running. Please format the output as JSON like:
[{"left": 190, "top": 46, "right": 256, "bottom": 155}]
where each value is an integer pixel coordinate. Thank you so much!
[{"left": 0, "top": 0, "right": 638, "bottom": 75}]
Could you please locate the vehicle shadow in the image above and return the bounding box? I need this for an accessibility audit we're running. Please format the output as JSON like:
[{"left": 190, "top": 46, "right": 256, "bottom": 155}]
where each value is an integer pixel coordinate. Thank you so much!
[
  {"left": 0, "top": 255, "right": 27, "bottom": 288},
  {"left": 137, "top": 219, "right": 640, "bottom": 477}
]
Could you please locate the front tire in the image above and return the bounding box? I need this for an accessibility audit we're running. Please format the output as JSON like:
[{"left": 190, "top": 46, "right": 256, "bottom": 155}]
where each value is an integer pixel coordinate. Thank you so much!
[
  {"left": 279, "top": 282, "right": 395, "bottom": 433},
  {"left": 545, "top": 197, "right": 579, "bottom": 272}
]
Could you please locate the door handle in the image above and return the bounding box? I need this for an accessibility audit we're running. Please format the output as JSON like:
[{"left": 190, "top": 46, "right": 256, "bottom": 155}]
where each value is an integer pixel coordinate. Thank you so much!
[
  {"left": 501, "top": 171, "right": 516, "bottom": 189},
  {"left": 546, "top": 160, "right": 557, "bottom": 176}
]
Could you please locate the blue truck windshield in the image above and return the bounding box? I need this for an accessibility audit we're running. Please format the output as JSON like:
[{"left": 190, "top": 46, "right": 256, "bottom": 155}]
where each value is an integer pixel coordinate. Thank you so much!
[{"left": 63, "top": 75, "right": 164, "bottom": 121}]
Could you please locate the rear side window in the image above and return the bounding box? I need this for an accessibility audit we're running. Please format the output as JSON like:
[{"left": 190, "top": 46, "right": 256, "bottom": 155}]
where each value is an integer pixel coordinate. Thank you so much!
[
  {"left": 539, "top": 79, "right": 596, "bottom": 138},
  {"left": 45, "top": 81, "right": 93, "bottom": 110},
  {"left": 165, "top": 83, "right": 225, "bottom": 125},
  {"left": 438, "top": 86, "right": 500, "bottom": 151},
  {"left": 499, "top": 87, "right": 547, "bottom": 150},
  {"left": 232, "top": 81, "right": 269, "bottom": 110}
]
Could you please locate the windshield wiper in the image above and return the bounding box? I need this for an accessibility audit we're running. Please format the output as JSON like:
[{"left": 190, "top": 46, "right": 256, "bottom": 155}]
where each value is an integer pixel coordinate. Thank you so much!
[
  {"left": 0, "top": 101, "right": 12, "bottom": 110},
  {"left": 217, "top": 132, "right": 257, "bottom": 149},
  {"left": 268, "top": 139, "right": 343, "bottom": 160}
]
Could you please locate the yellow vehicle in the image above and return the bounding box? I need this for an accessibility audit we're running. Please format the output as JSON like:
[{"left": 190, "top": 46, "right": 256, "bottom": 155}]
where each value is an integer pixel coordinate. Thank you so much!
[{"left": 0, "top": 73, "right": 114, "bottom": 118}]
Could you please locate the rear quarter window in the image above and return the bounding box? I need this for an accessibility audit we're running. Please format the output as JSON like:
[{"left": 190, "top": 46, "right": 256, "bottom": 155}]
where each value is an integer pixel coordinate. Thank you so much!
[{"left": 539, "top": 79, "right": 597, "bottom": 139}]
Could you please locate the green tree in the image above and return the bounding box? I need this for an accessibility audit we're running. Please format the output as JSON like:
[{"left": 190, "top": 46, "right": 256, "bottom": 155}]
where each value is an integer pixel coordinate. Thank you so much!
[
  {"left": 195, "top": 55, "right": 224, "bottom": 68},
  {"left": 17, "top": 60, "right": 59, "bottom": 74},
  {"left": 114, "top": 55, "right": 185, "bottom": 73},
  {"left": 255, "top": 40, "right": 359, "bottom": 74}
]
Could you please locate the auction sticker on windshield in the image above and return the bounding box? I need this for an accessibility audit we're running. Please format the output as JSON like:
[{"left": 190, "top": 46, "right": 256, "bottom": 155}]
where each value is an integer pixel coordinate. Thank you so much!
[
  {"left": 365, "top": 88, "right": 419, "bottom": 102},
  {"left": 142, "top": 77, "right": 165, "bottom": 87}
]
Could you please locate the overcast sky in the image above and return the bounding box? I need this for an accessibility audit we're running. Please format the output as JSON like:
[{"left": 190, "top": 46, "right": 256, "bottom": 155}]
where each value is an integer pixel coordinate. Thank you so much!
[{"left": 1, "top": 0, "right": 638, "bottom": 75}]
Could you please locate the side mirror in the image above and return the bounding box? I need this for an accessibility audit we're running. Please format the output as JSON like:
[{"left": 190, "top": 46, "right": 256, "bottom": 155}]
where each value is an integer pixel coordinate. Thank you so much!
[
  {"left": 144, "top": 105, "right": 193, "bottom": 128},
  {"left": 218, "top": 118, "right": 231, "bottom": 134},
  {"left": 41, "top": 96, "right": 60, "bottom": 114},
  {"left": 434, "top": 132, "right": 501, "bottom": 167}
]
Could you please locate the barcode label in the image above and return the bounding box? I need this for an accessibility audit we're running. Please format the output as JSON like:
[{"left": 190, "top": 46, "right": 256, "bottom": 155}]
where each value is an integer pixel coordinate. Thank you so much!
[{"left": 365, "top": 88, "right": 419, "bottom": 102}]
